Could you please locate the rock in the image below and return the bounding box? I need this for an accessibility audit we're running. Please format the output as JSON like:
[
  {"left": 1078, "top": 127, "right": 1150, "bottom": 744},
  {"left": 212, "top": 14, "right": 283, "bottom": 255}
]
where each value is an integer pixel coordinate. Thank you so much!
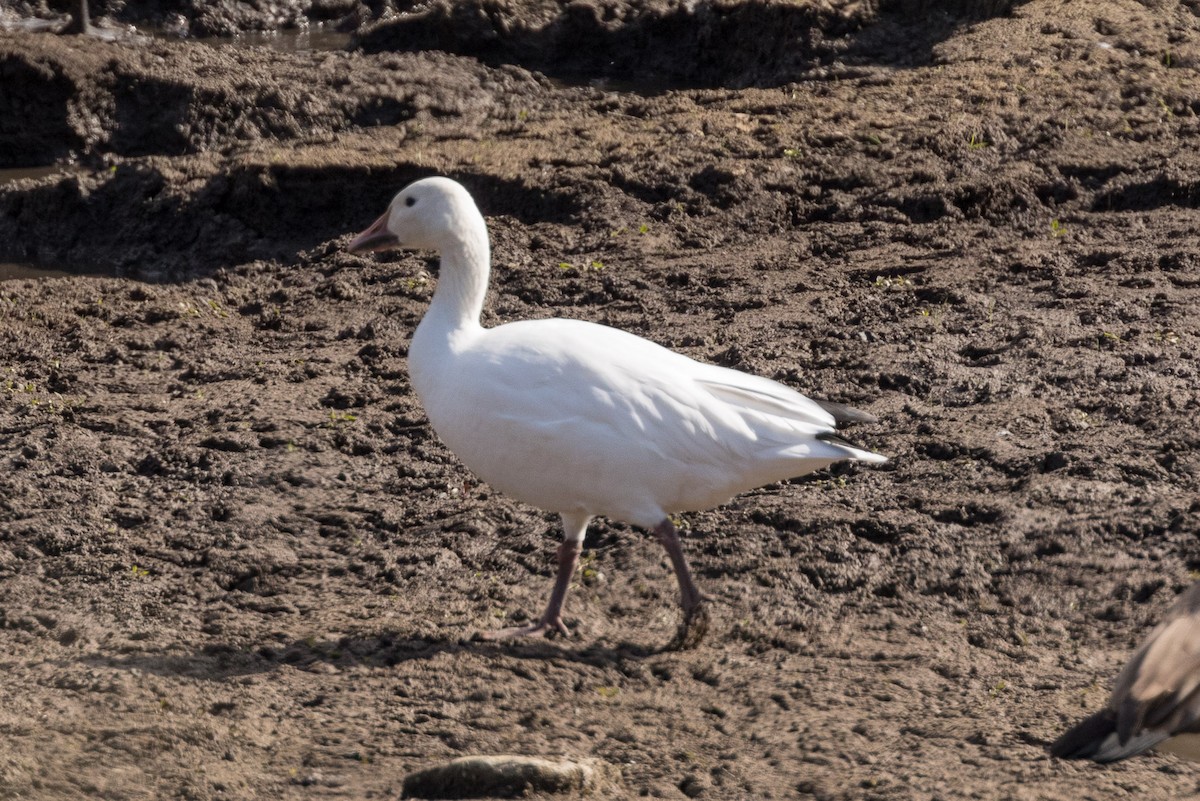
[{"left": 402, "top": 755, "right": 620, "bottom": 799}]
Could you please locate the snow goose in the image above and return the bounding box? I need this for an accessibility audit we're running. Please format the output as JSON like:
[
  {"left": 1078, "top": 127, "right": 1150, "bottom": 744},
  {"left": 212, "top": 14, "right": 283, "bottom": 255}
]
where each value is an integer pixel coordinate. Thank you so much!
[
  {"left": 348, "top": 176, "right": 885, "bottom": 649},
  {"left": 1051, "top": 582, "right": 1200, "bottom": 762}
]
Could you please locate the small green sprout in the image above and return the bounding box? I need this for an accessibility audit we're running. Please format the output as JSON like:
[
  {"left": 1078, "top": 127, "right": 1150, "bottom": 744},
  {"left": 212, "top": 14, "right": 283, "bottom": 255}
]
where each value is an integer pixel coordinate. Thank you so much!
[
  {"left": 638, "top": 223, "right": 649, "bottom": 234},
  {"left": 668, "top": 513, "right": 690, "bottom": 532},
  {"left": 968, "top": 132, "right": 990, "bottom": 150},
  {"left": 558, "top": 261, "right": 605, "bottom": 272},
  {"left": 1050, "top": 219, "right": 1065, "bottom": 237},
  {"left": 596, "top": 686, "right": 619, "bottom": 698},
  {"left": 130, "top": 564, "right": 150, "bottom": 579},
  {"left": 782, "top": 148, "right": 802, "bottom": 160}
]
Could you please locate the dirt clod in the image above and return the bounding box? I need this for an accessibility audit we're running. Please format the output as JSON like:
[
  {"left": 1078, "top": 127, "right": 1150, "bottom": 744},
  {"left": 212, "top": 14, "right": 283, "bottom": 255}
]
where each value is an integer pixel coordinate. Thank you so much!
[{"left": 402, "top": 755, "right": 620, "bottom": 799}]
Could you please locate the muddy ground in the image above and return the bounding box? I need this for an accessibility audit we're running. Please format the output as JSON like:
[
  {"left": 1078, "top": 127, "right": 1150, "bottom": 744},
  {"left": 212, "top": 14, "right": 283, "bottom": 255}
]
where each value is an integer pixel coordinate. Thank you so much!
[{"left": 3, "top": 0, "right": 1200, "bottom": 798}]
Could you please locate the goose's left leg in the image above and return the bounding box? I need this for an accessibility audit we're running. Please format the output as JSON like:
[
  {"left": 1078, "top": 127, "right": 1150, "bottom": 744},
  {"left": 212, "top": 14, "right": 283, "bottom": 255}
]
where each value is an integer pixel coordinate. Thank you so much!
[
  {"left": 653, "top": 518, "right": 709, "bottom": 650},
  {"left": 479, "top": 513, "right": 590, "bottom": 641}
]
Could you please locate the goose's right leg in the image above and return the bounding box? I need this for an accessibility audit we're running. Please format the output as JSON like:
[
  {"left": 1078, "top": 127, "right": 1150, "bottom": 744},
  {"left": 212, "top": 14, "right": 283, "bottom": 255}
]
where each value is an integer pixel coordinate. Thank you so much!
[{"left": 653, "top": 517, "right": 709, "bottom": 650}]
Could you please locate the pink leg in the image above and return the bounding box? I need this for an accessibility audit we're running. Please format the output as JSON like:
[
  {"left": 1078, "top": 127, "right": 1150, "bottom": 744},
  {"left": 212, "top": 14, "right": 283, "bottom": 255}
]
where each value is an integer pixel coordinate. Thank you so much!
[
  {"left": 653, "top": 518, "right": 709, "bottom": 650},
  {"left": 479, "top": 541, "right": 582, "bottom": 641}
]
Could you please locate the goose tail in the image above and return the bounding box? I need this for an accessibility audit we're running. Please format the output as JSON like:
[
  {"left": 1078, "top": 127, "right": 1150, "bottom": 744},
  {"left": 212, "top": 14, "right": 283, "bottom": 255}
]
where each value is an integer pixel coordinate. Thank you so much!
[
  {"left": 814, "top": 399, "right": 879, "bottom": 425},
  {"left": 815, "top": 431, "right": 888, "bottom": 465}
]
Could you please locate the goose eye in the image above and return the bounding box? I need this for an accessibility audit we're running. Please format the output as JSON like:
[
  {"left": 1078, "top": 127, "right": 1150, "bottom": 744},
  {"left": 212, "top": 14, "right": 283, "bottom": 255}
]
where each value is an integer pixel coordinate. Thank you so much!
[{"left": 405, "top": 197, "right": 416, "bottom": 207}]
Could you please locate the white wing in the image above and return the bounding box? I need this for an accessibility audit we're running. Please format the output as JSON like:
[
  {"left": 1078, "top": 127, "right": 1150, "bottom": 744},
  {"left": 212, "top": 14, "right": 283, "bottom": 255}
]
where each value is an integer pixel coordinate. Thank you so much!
[{"left": 416, "top": 317, "right": 881, "bottom": 526}]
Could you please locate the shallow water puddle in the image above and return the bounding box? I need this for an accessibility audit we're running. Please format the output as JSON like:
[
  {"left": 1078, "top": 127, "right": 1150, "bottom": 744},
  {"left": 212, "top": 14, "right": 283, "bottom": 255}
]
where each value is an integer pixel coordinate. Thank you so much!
[
  {"left": 0, "top": 165, "right": 72, "bottom": 186},
  {"left": 0, "top": 263, "right": 95, "bottom": 281},
  {"left": 1158, "top": 735, "right": 1200, "bottom": 763}
]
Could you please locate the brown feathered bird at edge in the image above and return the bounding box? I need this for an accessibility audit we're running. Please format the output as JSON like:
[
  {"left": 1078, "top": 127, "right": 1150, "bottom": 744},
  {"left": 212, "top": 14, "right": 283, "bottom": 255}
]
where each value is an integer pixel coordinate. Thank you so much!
[{"left": 1051, "top": 583, "right": 1200, "bottom": 762}]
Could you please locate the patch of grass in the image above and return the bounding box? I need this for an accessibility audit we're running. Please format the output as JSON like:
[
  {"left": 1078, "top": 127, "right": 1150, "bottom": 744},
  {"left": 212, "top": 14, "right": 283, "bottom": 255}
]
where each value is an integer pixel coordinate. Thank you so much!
[
  {"left": 557, "top": 261, "right": 606, "bottom": 273},
  {"left": 327, "top": 411, "right": 358, "bottom": 426},
  {"left": 813, "top": 476, "right": 848, "bottom": 491}
]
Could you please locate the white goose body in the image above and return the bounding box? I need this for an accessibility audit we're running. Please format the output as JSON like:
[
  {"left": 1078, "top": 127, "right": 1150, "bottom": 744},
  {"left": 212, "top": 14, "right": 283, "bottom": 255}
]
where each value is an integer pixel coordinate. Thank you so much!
[
  {"left": 414, "top": 316, "right": 876, "bottom": 529},
  {"left": 349, "top": 176, "right": 884, "bottom": 647}
]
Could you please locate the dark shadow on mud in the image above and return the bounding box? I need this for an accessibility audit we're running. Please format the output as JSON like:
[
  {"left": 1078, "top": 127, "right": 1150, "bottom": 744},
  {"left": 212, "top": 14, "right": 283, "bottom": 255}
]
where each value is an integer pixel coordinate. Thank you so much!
[
  {"left": 0, "top": 163, "right": 586, "bottom": 281},
  {"left": 75, "top": 633, "right": 658, "bottom": 682},
  {"left": 1091, "top": 174, "right": 1200, "bottom": 213},
  {"left": 352, "top": 0, "right": 1029, "bottom": 91},
  {"left": 0, "top": 54, "right": 82, "bottom": 167}
]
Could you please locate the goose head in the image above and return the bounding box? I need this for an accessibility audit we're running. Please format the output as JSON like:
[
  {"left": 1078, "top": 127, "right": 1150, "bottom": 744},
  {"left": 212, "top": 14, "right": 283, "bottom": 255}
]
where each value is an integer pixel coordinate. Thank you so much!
[{"left": 347, "top": 177, "right": 483, "bottom": 255}]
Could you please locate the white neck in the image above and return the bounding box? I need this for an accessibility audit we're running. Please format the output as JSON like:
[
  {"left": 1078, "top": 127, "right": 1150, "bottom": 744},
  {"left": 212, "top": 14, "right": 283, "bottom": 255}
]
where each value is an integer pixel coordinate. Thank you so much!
[{"left": 422, "top": 214, "right": 490, "bottom": 336}]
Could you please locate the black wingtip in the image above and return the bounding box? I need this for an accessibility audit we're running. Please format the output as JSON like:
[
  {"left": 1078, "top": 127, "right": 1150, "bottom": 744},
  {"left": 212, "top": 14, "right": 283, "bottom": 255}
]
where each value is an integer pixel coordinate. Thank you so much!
[
  {"left": 1050, "top": 710, "right": 1168, "bottom": 763},
  {"left": 814, "top": 399, "right": 878, "bottom": 425}
]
